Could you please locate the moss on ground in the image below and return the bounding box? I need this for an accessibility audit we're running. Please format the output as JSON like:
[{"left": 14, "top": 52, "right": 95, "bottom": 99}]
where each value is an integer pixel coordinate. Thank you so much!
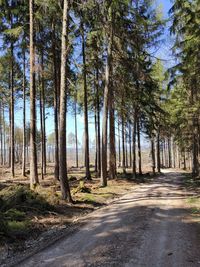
[{"left": 0, "top": 185, "right": 55, "bottom": 240}]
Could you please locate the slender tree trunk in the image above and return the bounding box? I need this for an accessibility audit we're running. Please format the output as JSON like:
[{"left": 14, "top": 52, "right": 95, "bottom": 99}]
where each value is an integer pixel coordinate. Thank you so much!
[
  {"left": 81, "top": 23, "right": 91, "bottom": 180},
  {"left": 118, "top": 119, "right": 121, "bottom": 167},
  {"left": 52, "top": 20, "right": 59, "bottom": 180},
  {"left": 156, "top": 129, "right": 161, "bottom": 173},
  {"left": 96, "top": 68, "right": 101, "bottom": 177},
  {"left": 125, "top": 129, "right": 128, "bottom": 168},
  {"left": 122, "top": 117, "right": 126, "bottom": 174},
  {"left": 173, "top": 141, "right": 176, "bottom": 168},
  {"left": 129, "top": 122, "right": 132, "bottom": 168},
  {"left": 8, "top": 72, "right": 11, "bottom": 168},
  {"left": 168, "top": 137, "right": 172, "bottom": 168},
  {"left": 94, "top": 110, "right": 97, "bottom": 172},
  {"left": 59, "top": 0, "right": 72, "bottom": 201},
  {"left": 192, "top": 128, "right": 199, "bottom": 177},
  {"left": 101, "top": 6, "right": 113, "bottom": 187},
  {"left": 151, "top": 138, "right": 156, "bottom": 175},
  {"left": 132, "top": 111, "right": 137, "bottom": 178},
  {"left": 22, "top": 50, "right": 26, "bottom": 176},
  {"left": 109, "top": 95, "right": 116, "bottom": 179},
  {"left": 3, "top": 105, "right": 6, "bottom": 165},
  {"left": 10, "top": 43, "right": 15, "bottom": 177},
  {"left": 29, "top": 0, "right": 39, "bottom": 188},
  {"left": 74, "top": 88, "right": 78, "bottom": 168},
  {"left": 183, "top": 150, "right": 186, "bottom": 170},
  {"left": 178, "top": 147, "right": 181, "bottom": 169},
  {"left": 39, "top": 83, "right": 44, "bottom": 180},
  {"left": 137, "top": 117, "right": 142, "bottom": 175},
  {"left": 41, "top": 53, "right": 46, "bottom": 175},
  {"left": 0, "top": 102, "right": 3, "bottom": 165},
  {"left": 164, "top": 139, "right": 167, "bottom": 167}
]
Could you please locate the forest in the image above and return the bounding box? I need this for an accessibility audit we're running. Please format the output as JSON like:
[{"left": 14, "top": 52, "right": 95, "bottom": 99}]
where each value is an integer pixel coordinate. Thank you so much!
[{"left": 0, "top": 0, "right": 200, "bottom": 266}]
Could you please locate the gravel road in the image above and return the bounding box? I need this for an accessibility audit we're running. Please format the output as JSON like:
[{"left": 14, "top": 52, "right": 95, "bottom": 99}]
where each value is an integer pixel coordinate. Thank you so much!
[{"left": 17, "top": 170, "right": 200, "bottom": 267}]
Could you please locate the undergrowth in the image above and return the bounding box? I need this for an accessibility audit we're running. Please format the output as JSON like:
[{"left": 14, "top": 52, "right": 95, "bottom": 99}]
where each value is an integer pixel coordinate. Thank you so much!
[{"left": 0, "top": 185, "right": 55, "bottom": 240}]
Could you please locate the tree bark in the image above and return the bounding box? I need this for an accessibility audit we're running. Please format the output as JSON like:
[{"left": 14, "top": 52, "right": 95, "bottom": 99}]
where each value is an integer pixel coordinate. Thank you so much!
[
  {"left": 81, "top": 22, "right": 91, "bottom": 180},
  {"left": 29, "top": 0, "right": 39, "bottom": 188},
  {"left": 3, "top": 105, "right": 6, "bottom": 165},
  {"left": 39, "top": 79, "right": 44, "bottom": 180},
  {"left": 118, "top": 119, "right": 121, "bottom": 167},
  {"left": 151, "top": 138, "right": 156, "bottom": 175},
  {"left": 122, "top": 116, "right": 126, "bottom": 174},
  {"left": 156, "top": 129, "right": 161, "bottom": 173},
  {"left": 125, "top": 128, "right": 128, "bottom": 168},
  {"left": 41, "top": 53, "right": 46, "bottom": 175},
  {"left": 96, "top": 68, "right": 101, "bottom": 176},
  {"left": 168, "top": 137, "right": 172, "bottom": 168},
  {"left": 109, "top": 94, "right": 116, "bottom": 179},
  {"left": 132, "top": 111, "right": 137, "bottom": 178},
  {"left": 52, "top": 20, "right": 59, "bottom": 180},
  {"left": 59, "top": 0, "right": 72, "bottom": 201},
  {"left": 137, "top": 117, "right": 142, "bottom": 175},
  {"left": 10, "top": 43, "right": 15, "bottom": 177},
  {"left": 0, "top": 102, "right": 3, "bottom": 165},
  {"left": 74, "top": 87, "right": 79, "bottom": 168},
  {"left": 22, "top": 50, "right": 26, "bottom": 176},
  {"left": 101, "top": 6, "right": 113, "bottom": 187},
  {"left": 94, "top": 110, "right": 97, "bottom": 172},
  {"left": 183, "top": 150, "right": 186, "bottom": 170},
  {"left": 129, "top": 122, "right": 132, "bottom": 168}
]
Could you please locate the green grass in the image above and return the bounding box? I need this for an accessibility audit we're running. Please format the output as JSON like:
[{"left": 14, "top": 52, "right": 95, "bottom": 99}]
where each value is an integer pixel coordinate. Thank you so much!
[
  {"left": 80, "top": 193, "right": 96, "bottom": 202},
  {"left": 191, "top": 207, "right": 200, "bottom": 214},
  {"left": 0, "top": 185, "right": 55, "bottom": 239},
  {"left": 187, "top": 197, "right": 200, "bottom": 219},
  {"left": 182, "top": 174, "right": 200, "bottom": 188}
]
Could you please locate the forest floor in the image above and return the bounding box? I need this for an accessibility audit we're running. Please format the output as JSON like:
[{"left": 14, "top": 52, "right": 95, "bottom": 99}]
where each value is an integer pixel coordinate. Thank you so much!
[
  {"left": 0, "top": 165, "right": 151, "bottom": 266},
  {"left": 1, "top": 169, "right": 200, "bottom": 267}
]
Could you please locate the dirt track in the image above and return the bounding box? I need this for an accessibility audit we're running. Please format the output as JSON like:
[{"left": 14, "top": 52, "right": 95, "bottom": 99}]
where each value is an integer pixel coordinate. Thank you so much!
[{"left": 17, "top": 170, "right": 200, "bottom": 267}]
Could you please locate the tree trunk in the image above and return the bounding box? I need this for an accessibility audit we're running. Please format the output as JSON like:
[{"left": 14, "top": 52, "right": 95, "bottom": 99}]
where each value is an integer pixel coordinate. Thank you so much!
[
  {"left": 137, "top": 117, "right": 142, "bottom": 175},
  {"left": 0, "top": 102, "right": 3, "bottom": 165},
  {"left": 52, "top": 20, "right": 59, "bottom": 180},
  {"left": 29, "top": 0, "right": 39, "bottom": 188},
  {"left": 81, "top": 22, "right": 91, "bottom": 180},
  {"left": 101, "top": 6, "right": 113, "bottom": 187},
  {"left": 74, "top": 88, "right": 79, "bottom": 168},
  {"left": 183, "top": 150, "right": 186, "bottom": 170},
  {"left": 94, "top": 110, "right": 97, "bottom": 172},
  {"left": 122, "top": 117, "right": 126, "bottom": 174},
  {"left": 3, "top": 105, "right": 6, "bottom": 165},
  {"left": 118, "top": 119, "right": 121, "bottom": 167},
  {"left": 132, "top": 111, "right": 137, "bottom": 178},
  {"left": 156, "top": 129, "right": 161, "bottom": 173},
  {"left": 109, "top": 94, "right": 116, "bottom": 179},
  {"left": 41, "top": 53, "right": 46, "bottom": 175},
  {"left": 129, "top": 122, "right": 132, "bottom": 168},
  {"left": 168, "top": 137, "right": 172, "bottom": 168},
  {"left": 125, "top": 129, "right": 128, "bottom": 168},
  {"left": 39, "top": 82, "right": 44, "bottom": 180},
  {"left": 151, "top": 138, "right": 156, "bottom": 175},
  {"left": 192, "top": 128, "right": 199, "bottom": 177},
  {"left": 96, "top": 68, "right": 101, "bottom": 177},
  {"left": 10, "top": 43, "right": 15, "bottom": 177},
  {"left": 173, "top": 141, "right": 176, "bottom": 168},
  {"left": 22, "top": 50, "right": 26, "bottom": 176},
  {"left": 59, "top": 0, "right": 72, "bottom": 201}
]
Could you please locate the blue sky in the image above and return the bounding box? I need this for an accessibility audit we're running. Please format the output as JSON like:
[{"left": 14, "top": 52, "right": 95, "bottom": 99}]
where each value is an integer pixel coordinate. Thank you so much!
[
  {"left": 157, "top": 0, "right": 172, "bottom": 17},
  {"left": 9, "top": 0, "right": 174, "bottom": 146}
]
